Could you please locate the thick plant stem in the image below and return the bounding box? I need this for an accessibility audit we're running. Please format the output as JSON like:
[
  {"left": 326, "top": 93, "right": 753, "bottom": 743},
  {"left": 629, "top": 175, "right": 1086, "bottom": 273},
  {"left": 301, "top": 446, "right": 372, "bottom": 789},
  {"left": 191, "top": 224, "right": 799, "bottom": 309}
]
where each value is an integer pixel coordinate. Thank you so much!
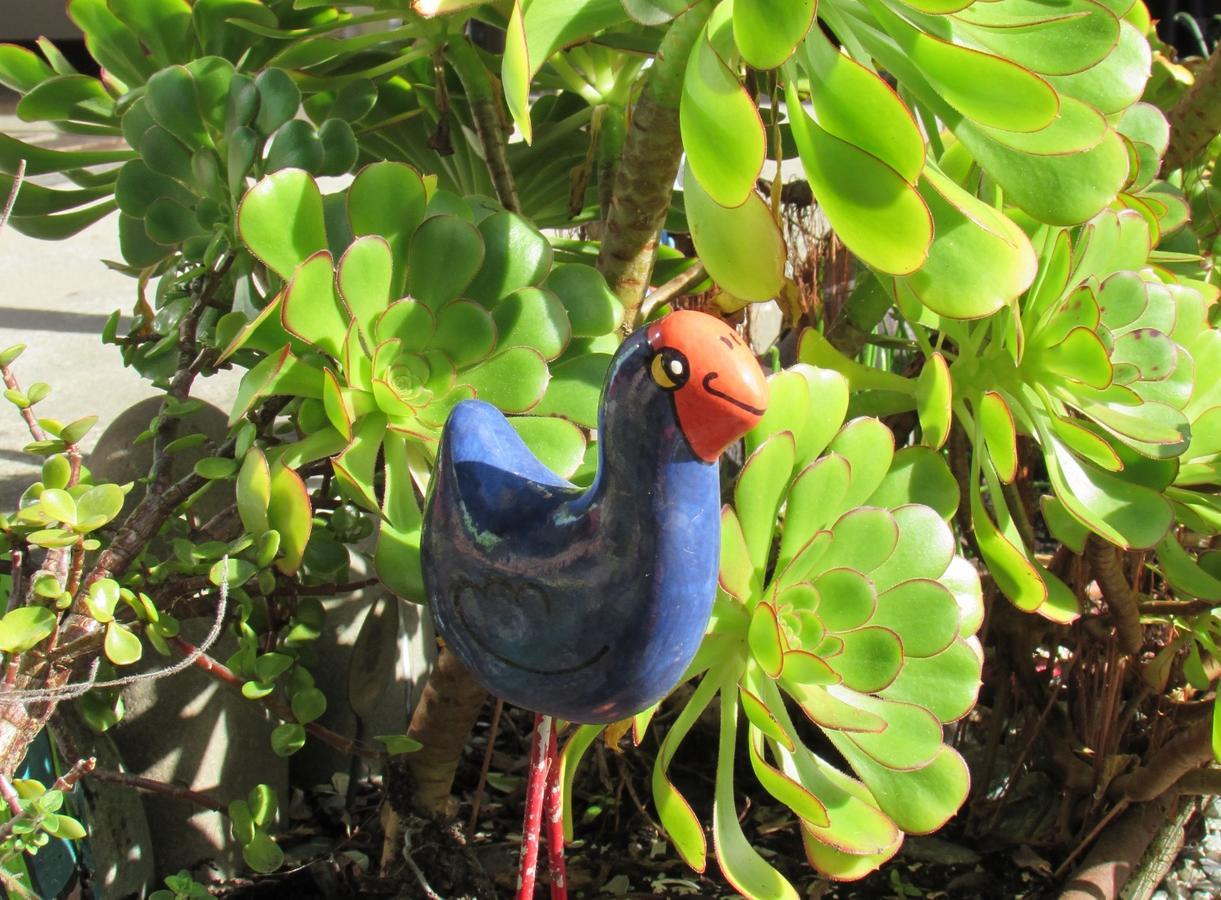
[
  {"left": 1121, "top": 796, "right": 1197, "bottom": 900},
  {"left": 1163, "top": 46, "right": 1221, "bottom": 173},
  {"left": 597, "top": 105, "right": 626, "bottom": 221},
  {"left": 825, "top": 271, "right": 894, "bottom": 358},
  {"left": 1085, "top": 534, "right": 1143, "bottom": 656},
  {"left": 597, "top": 2, "right": 712, "bottom": 331},
  {"left": 1058, "top": 792, "right": 1176, "bottom": 900},
  {"left": 448, "top": 38, "right": 521, "bottom": 213},
  {"left": 396, "top": 640, "right": 488, "bottom": 816},
  {"left": 1109, "top": 719, "right": 1214, "bottom": 803},
  {"left": 379, "top": 642, "right": 488, "bottom": 873}
]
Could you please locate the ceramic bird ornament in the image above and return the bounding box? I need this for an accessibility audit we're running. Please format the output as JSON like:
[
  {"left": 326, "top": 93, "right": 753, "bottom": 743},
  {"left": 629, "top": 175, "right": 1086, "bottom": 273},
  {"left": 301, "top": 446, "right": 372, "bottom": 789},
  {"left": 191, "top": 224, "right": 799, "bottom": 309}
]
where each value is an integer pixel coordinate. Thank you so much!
[
  {"left": 420, "top": 309, "right": 767, "bottom": 897},
  {"left": 422, "top": 309, "right": 768, "bottom": 720}
]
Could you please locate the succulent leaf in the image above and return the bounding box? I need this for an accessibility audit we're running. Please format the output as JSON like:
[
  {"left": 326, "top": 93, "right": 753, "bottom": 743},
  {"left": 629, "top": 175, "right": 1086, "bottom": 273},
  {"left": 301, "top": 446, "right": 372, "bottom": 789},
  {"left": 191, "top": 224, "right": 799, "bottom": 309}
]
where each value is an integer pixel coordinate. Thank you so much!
[{"left": 653, "top": 366, "right": 982, "bottom": 885}]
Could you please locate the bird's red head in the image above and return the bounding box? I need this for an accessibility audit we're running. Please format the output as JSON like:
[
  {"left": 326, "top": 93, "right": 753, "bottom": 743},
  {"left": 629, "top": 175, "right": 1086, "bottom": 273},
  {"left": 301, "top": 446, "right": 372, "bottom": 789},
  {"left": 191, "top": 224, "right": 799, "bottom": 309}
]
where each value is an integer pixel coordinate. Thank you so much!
[{"left": 646, "top": 311, "right": 768, "bottom": 462}]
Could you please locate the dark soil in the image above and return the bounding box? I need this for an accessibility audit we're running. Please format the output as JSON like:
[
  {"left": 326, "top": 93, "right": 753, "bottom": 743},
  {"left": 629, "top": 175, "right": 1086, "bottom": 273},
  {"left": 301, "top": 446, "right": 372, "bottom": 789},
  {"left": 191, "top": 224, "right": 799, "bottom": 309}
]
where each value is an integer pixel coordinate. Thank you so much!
[{"left": 213, "top": 702, "right": 1067, "bottom": 900}]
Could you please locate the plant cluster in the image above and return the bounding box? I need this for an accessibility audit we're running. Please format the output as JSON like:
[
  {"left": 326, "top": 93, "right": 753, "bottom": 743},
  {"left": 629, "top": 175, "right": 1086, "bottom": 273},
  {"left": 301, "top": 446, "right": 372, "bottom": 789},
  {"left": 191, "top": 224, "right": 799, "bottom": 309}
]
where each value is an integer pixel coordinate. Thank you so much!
[{"left": 0, "top": 0, "right": 1216, "bottom": 896}]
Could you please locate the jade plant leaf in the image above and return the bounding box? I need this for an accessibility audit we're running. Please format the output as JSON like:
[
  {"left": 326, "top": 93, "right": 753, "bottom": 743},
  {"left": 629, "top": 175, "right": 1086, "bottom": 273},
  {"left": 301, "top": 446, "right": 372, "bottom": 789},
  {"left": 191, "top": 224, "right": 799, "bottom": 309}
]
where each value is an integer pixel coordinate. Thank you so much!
[
  {"left": 463, "top": 348, "right": 550, "bottom": 413},
  {"left": 951, "top": 0, "right": 1120, "bottom": 77},
  {"left": 348, "top": 162, "right": 427, "bottom": 294},
  {"left": 465, "top": 212, "right": 554, "bottom": 306},
  {"left": 0, "top": 607, "right": 57, "bottom": 654},
  {"left": 545, "top": 264, "right": 624, "bottom": 337},
  {"left": 915, "top": 353, "right": 951, "bottom": 449},
  {"left": 104, "top": 621, "right": 144, "bottom": 666},
  {"left": 895, "top": 165, "right": 1038, "bottom": 319},
  {"left": 622, "top": 0, "right": 694, "bottom": 26},
  {"left": 869, "top": 0, "right": 1059, "bottom": 134},
  {"left": 68, "top": 0, "right": 154, "bottom": 88},
  {"left": 145, "top": 66, "right": 209, "bottom": 148},
  {"left": 281, "top": 251, "right": 348, "bottom": 359},
  {"left": 375, "top": 432, "right": 425, "bottom": 601},
  {"left": 109, "top": 0, "right": 193, "bottom": 67},
  {"left": 492, "top": 288, "right": 572, "bottom": 361},
  {"left": 979, "top": 391, "right": 1018, "bottom": 482},
  {"left": 510, "top": 416, "right": 587, "bottom": 480},
  {"left": 797, "top": 28, "right": 924, "bottom": 185},
  {"left": 713, "top": 689, "right": 801, "bottom": 899}
]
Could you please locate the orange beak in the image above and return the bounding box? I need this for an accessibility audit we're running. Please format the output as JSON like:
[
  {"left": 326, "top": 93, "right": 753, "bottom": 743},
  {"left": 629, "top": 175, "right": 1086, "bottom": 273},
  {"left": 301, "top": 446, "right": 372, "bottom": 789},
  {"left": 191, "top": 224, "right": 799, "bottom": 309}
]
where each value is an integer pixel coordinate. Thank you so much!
[{"left": 647, "top": 311, "right": 768, "bottom": 462}]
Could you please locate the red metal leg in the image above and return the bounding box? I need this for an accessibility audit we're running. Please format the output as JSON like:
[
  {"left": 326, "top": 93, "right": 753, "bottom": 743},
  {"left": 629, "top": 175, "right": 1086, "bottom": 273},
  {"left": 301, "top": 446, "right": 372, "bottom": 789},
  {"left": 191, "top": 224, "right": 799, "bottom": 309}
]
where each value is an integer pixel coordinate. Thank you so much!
[
  {"left": 544, "top": 722, "right": 568, "bottom": 900},
  {"left": 516, "top": 714, "right": 551, "bottom": 900}
]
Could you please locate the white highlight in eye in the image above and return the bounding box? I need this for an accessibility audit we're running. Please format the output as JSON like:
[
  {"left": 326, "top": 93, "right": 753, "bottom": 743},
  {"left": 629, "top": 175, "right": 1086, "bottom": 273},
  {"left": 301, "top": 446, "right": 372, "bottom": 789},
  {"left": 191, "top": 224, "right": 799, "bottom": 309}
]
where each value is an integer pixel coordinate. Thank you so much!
[{"left": 670, "top": 359, "right": 683, "bottom": 376}]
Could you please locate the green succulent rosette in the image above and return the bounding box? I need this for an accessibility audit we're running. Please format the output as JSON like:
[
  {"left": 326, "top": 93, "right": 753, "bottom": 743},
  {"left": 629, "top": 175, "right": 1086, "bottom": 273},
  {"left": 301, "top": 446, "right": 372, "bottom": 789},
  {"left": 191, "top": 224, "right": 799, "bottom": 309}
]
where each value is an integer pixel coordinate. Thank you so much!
[
  {"left": 555, "top": 365, "right": 983, "bottom": 890},
  {"left": 803, "top": 198, "right": 1211, "bottom": 623},
  {"left": 226, "top": 162, "right": 623, "bottom": 600},
  {"left": 1135, "top": 277, "right": 1221, "bottom": 611},
  {"left": 1164, "top": 278, "right": 1221, "bottom": 535}
]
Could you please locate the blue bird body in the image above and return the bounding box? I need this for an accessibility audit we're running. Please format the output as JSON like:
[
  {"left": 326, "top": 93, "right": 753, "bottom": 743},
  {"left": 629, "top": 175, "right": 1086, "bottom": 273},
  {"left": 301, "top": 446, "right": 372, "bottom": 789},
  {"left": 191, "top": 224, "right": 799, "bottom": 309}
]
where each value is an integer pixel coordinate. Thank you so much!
[{"left": 422, "top": 312, "right": 767, "bottom": 724}]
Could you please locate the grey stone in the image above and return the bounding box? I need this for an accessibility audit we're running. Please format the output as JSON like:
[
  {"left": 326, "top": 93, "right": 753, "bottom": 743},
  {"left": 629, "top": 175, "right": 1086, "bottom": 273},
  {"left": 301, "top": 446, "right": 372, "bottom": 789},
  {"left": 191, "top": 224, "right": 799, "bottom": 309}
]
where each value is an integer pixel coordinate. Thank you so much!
[
  {"left": 88, "top": 396, "right": 231, "bottom": 524},
  {"left": 108, "top": 620, "right": 290, "bottom": 883},
  {"left": 52, "top": 704, "right": 156, "bottom": 898},
  {"left": 288, "top": 551, "right": 435, "bottom": 788}
]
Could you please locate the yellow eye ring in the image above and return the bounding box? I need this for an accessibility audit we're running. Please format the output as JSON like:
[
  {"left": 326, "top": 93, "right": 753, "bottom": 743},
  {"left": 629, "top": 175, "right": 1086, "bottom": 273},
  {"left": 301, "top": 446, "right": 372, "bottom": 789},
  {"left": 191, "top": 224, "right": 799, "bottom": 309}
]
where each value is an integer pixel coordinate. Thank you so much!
[{"left": 651, "top": 349, "right": 689, "bottom": 391}]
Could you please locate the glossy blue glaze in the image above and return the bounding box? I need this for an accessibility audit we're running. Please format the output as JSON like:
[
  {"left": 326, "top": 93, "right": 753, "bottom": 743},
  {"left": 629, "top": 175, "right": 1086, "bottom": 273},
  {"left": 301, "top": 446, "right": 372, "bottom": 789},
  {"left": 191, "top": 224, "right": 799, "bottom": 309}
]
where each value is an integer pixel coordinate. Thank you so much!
[{"left": 422, "top": 313, "right": 765, "bottom": 724}]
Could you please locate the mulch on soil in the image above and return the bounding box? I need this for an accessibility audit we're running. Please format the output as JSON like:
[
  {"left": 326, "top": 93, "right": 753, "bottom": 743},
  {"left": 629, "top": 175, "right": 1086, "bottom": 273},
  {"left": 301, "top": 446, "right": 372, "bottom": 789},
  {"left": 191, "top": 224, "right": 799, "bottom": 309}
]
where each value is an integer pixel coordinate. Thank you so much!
[{"left": 211, "top": 701, "right": 1066, "bottom": 899}]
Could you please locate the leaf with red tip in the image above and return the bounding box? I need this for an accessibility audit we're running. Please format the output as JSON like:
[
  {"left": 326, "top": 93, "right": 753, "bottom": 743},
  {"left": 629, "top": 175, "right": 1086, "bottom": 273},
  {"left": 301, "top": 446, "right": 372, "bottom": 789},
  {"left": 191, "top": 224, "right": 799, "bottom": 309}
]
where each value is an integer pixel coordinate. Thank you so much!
[
  {"left": 267, "top": 463, "right": 312, "bottom": 575},
  {"left": 740, "top": 680, "right": 795, "bottom": 752},
  {"left": 652, "top": 670, "right": 723, "bottom": 872},
  {"left": 712, "top": 689, "right": 800, "bottom": 899},
  {"left": 719, "top": 507, "right": 754, "bottom": 602},
  {"left": 980, "top": 391, "right": 1019, "bottom": 482},
  {"left": 238, "top": 169, "right": 328, "bottom": 281},
  {"left": 746, "top": 724, "right": 829, "bottom": 827},
  {"left": 281, "top": 251, "right": 348, "bottom": 358},
  {"left": 748, "top": 602, "right": 785, "bottom": 678},
  {"left": 915, "top": 353, "right": 952, "bottom": 449}
]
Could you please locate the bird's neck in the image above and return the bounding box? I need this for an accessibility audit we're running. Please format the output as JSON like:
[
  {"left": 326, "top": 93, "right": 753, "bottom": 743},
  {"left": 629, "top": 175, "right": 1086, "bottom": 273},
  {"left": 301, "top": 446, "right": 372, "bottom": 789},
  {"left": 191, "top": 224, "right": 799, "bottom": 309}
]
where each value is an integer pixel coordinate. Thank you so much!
[{"left": 583, "top": 336, "right": 716, "bottom": 511}]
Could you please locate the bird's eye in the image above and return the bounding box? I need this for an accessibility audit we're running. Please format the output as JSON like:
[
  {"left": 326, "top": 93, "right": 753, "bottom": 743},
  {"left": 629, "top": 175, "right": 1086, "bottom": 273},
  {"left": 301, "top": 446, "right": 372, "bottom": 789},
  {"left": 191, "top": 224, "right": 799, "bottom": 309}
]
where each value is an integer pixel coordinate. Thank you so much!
[{"left": 650, "top": 348, "right": 689, "bottom": 391}]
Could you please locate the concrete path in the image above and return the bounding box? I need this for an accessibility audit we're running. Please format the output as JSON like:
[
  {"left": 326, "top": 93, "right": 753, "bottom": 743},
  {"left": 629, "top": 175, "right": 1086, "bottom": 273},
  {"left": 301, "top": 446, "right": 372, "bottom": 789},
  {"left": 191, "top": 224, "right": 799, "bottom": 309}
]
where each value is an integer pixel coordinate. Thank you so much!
[{"left": 0, "top": 94, "right": 238, "bottom": 508}]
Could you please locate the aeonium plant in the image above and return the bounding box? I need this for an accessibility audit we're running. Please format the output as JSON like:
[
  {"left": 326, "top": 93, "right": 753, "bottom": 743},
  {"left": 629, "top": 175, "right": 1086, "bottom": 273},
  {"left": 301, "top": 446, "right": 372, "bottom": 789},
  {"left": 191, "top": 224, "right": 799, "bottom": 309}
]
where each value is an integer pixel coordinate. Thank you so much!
[
  {"left": 804, "top": 200, "right": 1211, "bottom": 623},
  {"left": 562, "top": 364, "right": 983, "bottom": 891},
  {"left": 225, "top": 162, "right": 624, "bottom": 599}
]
